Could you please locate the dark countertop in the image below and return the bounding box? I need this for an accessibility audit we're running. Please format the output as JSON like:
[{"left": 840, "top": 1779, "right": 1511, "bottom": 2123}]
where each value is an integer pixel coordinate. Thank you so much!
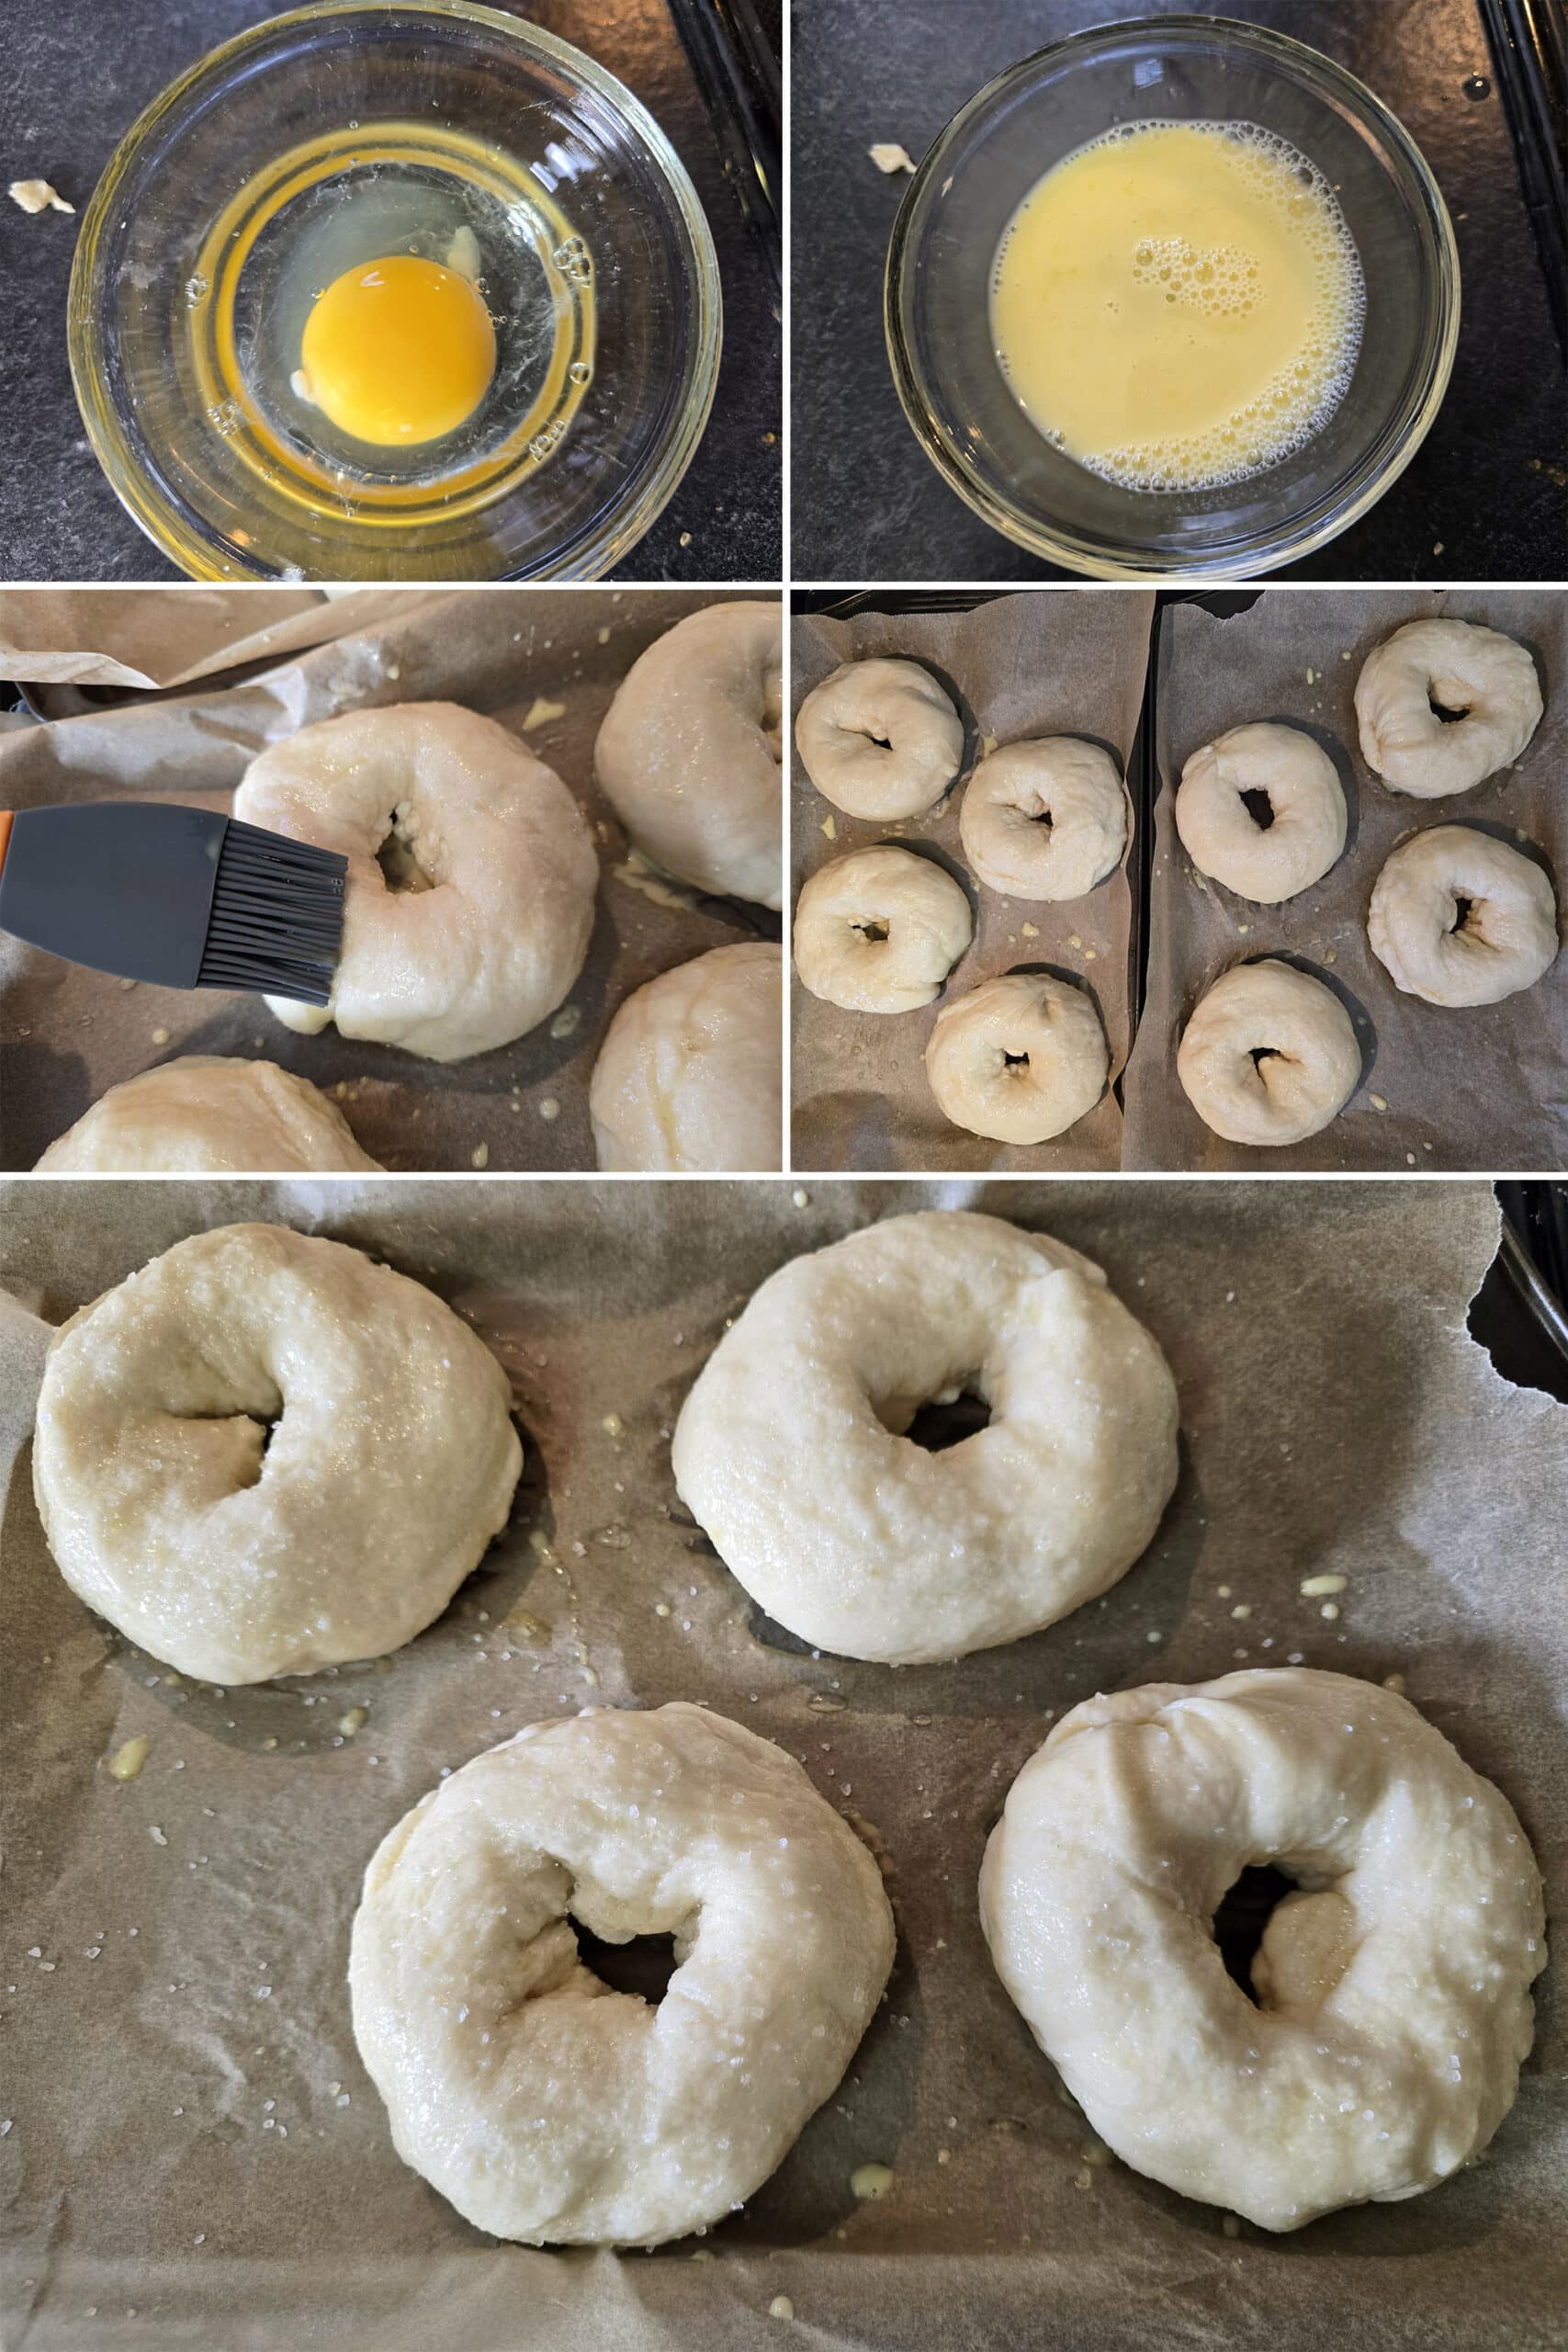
[
  {"left": 0, "top": 0, "right": 782, "bottom": 582},
  {"left": 792, "top": 0, "right": 1567, "bottom": 582}
]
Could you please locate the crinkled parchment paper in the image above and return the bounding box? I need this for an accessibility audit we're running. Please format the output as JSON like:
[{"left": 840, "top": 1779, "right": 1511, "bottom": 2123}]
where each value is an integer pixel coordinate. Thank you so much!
[
  {"left": 0, "top": 590, "right": 781, "bottom": 1171},
  {"left": 2, "top": 1177, "right": 1564, "bottom": 2350},
  {"left": 1122, "top": 590, "right": 1567, "bottom": 1171},
  {"left": 790, "top": 594, "right": 1153, "bottom": 1170},
  {"left": 0, "top": 590, "right": 423, "bottom": 695}
]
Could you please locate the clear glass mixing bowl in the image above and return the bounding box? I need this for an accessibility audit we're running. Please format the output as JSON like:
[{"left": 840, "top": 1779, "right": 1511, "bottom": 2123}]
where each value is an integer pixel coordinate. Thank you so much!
[
  {"left": 885, "top": 15, "right": 1460, "bottom": 579},
  {"left": 69, "top": 1, "right": 723, "bottom": 580}
]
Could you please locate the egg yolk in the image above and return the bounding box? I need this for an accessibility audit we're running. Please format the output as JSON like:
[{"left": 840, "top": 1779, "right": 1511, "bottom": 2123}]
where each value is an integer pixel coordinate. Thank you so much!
[{"left": 297, "top": 254, "right": 496, "bottom": 447}]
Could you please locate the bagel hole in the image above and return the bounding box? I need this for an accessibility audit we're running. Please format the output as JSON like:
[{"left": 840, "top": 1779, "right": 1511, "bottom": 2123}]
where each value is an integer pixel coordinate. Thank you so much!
[
  {"left": 1428, "top": 694, "right": 1471, "bottom": 724},
  {"left": 570, "top": 1921, "right": 679, "bottom": 2006},
  {"left": 1028, "top": 806, "right": 1055, "bottom": 829},
  {"left": 377, "top": 820, "right": 435, "bottom": 895},
  {"left": 853, "top": 919, "right": 890, "bottom": 944},
  {"left": 1239, "top": 787, "right": 1275, "bottom": 831},
  {"left": 899, "top": 1387, "right": 991, "bottom": 1452},
  {"left": 1249, "top": 1045, "right": 1282, "bottom": 1069},
  {"left": 188, "top": 1405, "right": 279, "bottom": 1490},
  {"left": 860, "top": 729, "right": 893, "bottom": 751},
  {"left": 1449, "top": 893, "right": 1475, "bottom": 934},
  {"left": 1213, "top": 1863, "right": 1295, "bottom": 2004}
]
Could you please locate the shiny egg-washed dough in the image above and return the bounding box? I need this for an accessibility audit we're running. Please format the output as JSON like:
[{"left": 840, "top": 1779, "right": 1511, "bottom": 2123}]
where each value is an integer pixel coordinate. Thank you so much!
[
  {"left": 348, "top": 1702, "right": 896, "bottom": 2246},
  {"left": 588, "top": 943, "right": 783, "bottom": 1172},
  {"left": 1178, "top": 959, "right": 1360, "bottom": 1146},
  {"left": 924, "top": 971, "right": 1109, "bottom": 1145},
  {"left": 1355, "top": 617, "right": 1543, "bottom": 798},
  {"left": 34, "top": 1056, "right": 382, "bottom": 1173},
  {"left": 959, "top": 737, "right": 1128, "bottom": 902},
  {"left": 795, "top": 658, "right": 964, "bottom": 820},
  {"left": 1368, "top": 824, "right": 1559, "bottom": 1007},
  {"left": 980, "top": 1668, "right": 1545, "bottom": 2231},
  {"left": 793, "top": 844, "right": 973, "bottom": 1012},
  {"left": 672, "top": 1211, "right": 1179, "bottom": 1665},
  {"left": 594, "top": 602, "right": 784, "bottom": 909},
  {"left": 1175, "top": 722, "right": 1347, "bottom": 902},
  {"left": 32, "top": 1223, "right": 521, "bottom": 1683},
  {"left": 235, "top": 702, "right": 597, "bottom": 1063}
]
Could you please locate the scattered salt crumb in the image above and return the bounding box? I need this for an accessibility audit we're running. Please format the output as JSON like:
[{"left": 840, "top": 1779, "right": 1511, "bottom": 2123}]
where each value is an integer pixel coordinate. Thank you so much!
[
  {"left": 149, "top": 1826, "right": 167, "bottom": 1847},
  {"left": 850, "top": 2163, "right": 894, "bottom": 2200},
  {"left": 597, "top": 626, "right": 612, "bottom": 645},
  {"left": 1369, "top": 1092, "right": 1388, "bottom": 1113},
  {"left": 869, "top": 141, "right": 917, "bottom": 175},
  {"left": 10, "top": 177, "right": 74, "bottom": 214},
  {"left": 793, "top": 1188, "right": 810, "bottom": 1207},
  {"left": 679, "top": 532, "right": 693, "bottom": 548},
  {"left": 521, "top": 696, "right": 566, "bottom": 730},
  {"left": 1021, "top": 922, "right": 1039, "bottom": 937},
  {"left": 538, "top": 1097, "right": 561, "bottom": 1122},
  {"left": 470, "top": 1143, "right": 490, "bottom": 1169},
  {"left": 1230, "top": 1604, "right": 1251, "bottom": 1622},
  {"left": 821, "top": 814, "right": 837, "bottom": 840},
  {"left": 1145, "top": 1630, "right": 1162, "bottom": 1645},
  {"left": 1301, "top": 1574, "right": 1348, "bottom": 1597},
  {"left": 151, "top": 1027, "right": 171, "bottom": 1046},
  {"left": 1382, "top": 1672, "right": 1406, "bottom": 1694},
  {"left": 1320, "top": 1601, "right": 1341, "bottom": 1621},
  {"left": 337, "top": 1708, "right": 367, "bottom": 1736},
  {"left": 768, "top": 2297, "right": 795, "bottom": 2322},
  {"left": 549, "top": 1005, "right": 581, "bottom": 1040}
]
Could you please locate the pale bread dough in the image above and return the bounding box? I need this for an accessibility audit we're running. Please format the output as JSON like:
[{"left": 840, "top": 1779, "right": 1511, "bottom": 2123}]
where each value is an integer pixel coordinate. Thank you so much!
[
  {"left": 959, "top": 738, "right": 1127, "bottom": 901},
  {"left": 672, "top": 1211, "right": 1179, "bottom": 1665},
  {"left": 980, "top": 1668, "right": 1545, "bottom": 2231},
  {"left": 1175, "top": 723, "right": 1347, "bottom": 902},
  {"left": 34, "top": 1057, "right": 382, "bottom": 1173},
  {"left": 594, "top": 602, "right": 783, "bottom": 909},
  {"left": 32, "top": 1223, "right": 521, "bottom": 1682},
  {"left": 924, "top": 972, "right": 1108, "bottom": 1145},
  {"left": 1367, "top": 824, "right": 1559, "bottom": 1007},
  {"left": 1355, "top": 618, "right": 1542, "bottom": 798},
  {"left": 1178, "top": 960, "right": 1360, "bottom": 1146},
  {"left": 795, "top": 658, "right": 964, "bottom": 820},
  {"left": 589, "top": 943, "right": 782, "bottom": 1172},
  {"left": 793, "top": 845, "right": 972, "bottom": 1012},
  {"left": 234, "top": 702, "right": 597, "bottom": 1063},
  {"left": 349, "top": 1702, "right": 896, "bottom": 2246}
]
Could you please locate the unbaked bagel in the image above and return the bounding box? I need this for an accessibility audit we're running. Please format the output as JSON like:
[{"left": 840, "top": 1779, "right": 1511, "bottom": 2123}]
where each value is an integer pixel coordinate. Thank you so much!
[
  {"left": 1178, "top": 960, "right": 1361, "bottom": 1146},
  {"left": 34, "top": 1057, "right": 382, "bottom": 1174},
  {"left": 980, "top": 1668, "right": 1545, "bottom": 2232},
  {"left": 795, "top": 658, "right": 964, "bottom": 821},
  {"left": 233, "top": 702, "right": 597, "bottom": 1063},
  {"left": 1355, "top": 618, "right": 1543, "bottom": 798},
  {"left": 348, "top": 1701, "right": 896, "bottom": 2246},
  {"left": 588, "top": 943, "right": 782, "bottom": 1172},
  {"left": 1367, "top": 825, "right": 1559, "bottom": 1007},
  {"left": 1175, "top": 724, "right": 1347, "bottom": 902},
  {"left": 672, "top": 1210, "right": 1179, "bottom": 1665},
  {"left": 959, "top": 739, "right": 1127, "bottom": 901},
  {"left": 793, "top": 845, "right": 972, "bottom": 1012},
  {"left": 924, "top": 972, "right": 1109, "bottom": 1145},
  {"left": 593, "top": 602, "right": 783, "bottom": 909},
  {"left": 32, "top": 1223, "right": 521, "bottom": 1682}
]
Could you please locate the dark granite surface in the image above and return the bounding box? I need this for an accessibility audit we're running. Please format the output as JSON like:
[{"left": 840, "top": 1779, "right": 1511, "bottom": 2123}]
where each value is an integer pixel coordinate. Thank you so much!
[
  {"left": 792, "top": 0, "right": 1568, "bottom": 582},
  {"left": 0, "top": 0, "right": 782, "bottom": 582}
]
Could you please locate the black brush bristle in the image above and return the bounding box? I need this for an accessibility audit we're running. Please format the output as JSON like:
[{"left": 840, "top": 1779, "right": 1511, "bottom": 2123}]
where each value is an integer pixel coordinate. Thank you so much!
[{"left": 197, "top": 819, "right": 346, "bottom": 1005}]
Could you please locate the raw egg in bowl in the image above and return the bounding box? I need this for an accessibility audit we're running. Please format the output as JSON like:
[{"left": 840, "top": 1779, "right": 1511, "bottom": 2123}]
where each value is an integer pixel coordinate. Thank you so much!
[{"left": 68, "top": 2, "right": 721, "bottom": 579}]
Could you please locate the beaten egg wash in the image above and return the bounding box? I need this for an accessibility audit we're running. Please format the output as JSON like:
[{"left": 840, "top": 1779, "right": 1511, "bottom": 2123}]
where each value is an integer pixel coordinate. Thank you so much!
[{"left": 990, "top": 120, "right": 1364, "bottom": 493}]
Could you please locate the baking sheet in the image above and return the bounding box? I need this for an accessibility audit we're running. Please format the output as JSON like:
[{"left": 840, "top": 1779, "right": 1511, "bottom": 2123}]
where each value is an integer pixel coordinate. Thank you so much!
[
  {"left": 2, "top": 1177, "right": 1564, "bottom": 2352},
  {"left": 1122, "top": 589, "right": 1568, "bottom": 1172},
  {"left": 789, "top": 594, "right": 1153, "bottom": 1171},
  {"left": 0, "top": 589, "right": 781, "bottom": 1171}
]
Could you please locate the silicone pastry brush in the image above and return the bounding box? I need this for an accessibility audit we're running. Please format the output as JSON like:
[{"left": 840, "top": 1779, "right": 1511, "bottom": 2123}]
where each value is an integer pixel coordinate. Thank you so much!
[{"left": 0, "top": 802, "right": 345, "bottom": 1003}]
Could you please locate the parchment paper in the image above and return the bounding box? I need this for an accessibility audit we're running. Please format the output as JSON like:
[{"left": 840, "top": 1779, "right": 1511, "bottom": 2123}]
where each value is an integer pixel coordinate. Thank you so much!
[
  {"left": 3, "top": 1178, "right": 1564, "bottom": 2352},
  {"left": 1122, "top": 590, "right": 1568, "bottom": 1172},
  {"left": 789, "top": 594, "right": 1153, "bottom": 1170},
  {"left": 0, "top": 590, "right": 781, "bottom": 1171},
  {"left": 0, "top": 590, "right": 426, "bottom": 693}
]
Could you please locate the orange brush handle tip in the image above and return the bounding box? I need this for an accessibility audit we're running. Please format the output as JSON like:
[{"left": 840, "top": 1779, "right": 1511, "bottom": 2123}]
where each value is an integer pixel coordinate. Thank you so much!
[{"left": 0, "top": 811, "right": 13, "bottom": 876}]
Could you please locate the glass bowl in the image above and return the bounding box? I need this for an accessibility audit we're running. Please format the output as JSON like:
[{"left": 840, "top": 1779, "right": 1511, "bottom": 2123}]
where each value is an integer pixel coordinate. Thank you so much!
[
  {"left": 68, "top": 1, "right": 722, "bottom": 580},
  {"left": 885, "top": 15, "right": 1460, "bottom": 579}
]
